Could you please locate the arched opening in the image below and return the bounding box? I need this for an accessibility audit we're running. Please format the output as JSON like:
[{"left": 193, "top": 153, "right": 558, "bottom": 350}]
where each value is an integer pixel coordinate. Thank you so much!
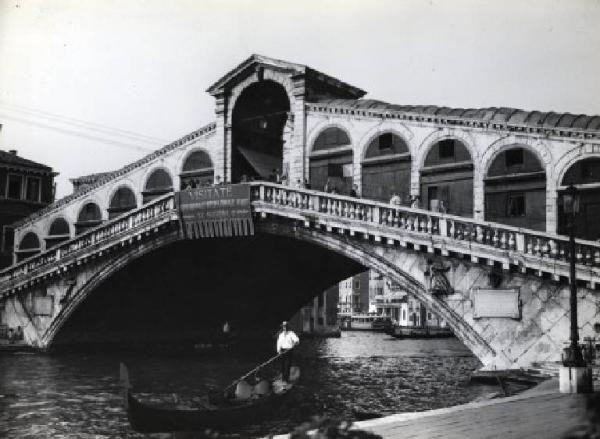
[
  {"left": 46, "top": 218, "right": 70, "bottom": 249},
  {"left": 179, "top": 151, "right": 214, "bottom": 189},
  {"left": 75, "top": 202, "right": 102, "bottom": 235},
  {"left": 484, "top": 147, "right": 546, "bottom": 230},
  {"left": 309, "top": 127, "right": 354, "bottom": 194},
  {"left": 231, "top": 80, "right": 290, "bottom": 183},
  {"left": 361, "top": 132, "right": 411, "bottom": 203},
  {"left": 558, "top": 157, "right": 600, "bottom": 239},
  {"left": 143, "top": 169, "right": 173, "bottom": 203},
  {"left": 420, "top": 139, "right": 473, "bottom": 217},
  {"left": 16, "top": 231, "right": 41, "bottom": 262},
  {"left": 108, "top": 187, "right": 137, "bottom": 219}
]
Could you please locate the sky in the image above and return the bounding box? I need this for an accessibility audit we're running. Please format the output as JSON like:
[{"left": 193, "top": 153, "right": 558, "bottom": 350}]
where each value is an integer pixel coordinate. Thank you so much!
[{"left": 1, "top": 0, "right": 599, "bottom": 198}]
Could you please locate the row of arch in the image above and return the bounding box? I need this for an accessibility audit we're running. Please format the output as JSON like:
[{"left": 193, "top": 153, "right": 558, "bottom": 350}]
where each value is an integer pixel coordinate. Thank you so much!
[
  {"left": 308, "top": 126, "right": 599, "bottom": 238},
  {"left": 16, "top": 150, "right": 217, "bottom": 261}
]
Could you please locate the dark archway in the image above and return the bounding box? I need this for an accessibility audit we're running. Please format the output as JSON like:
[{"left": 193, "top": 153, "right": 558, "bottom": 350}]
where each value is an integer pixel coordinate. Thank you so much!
[
  {"left": 559, "top": 157, "right": 600, "bottom": 239},
  {"left": 108, "top": 187, "right": 137, "bottom": 219},
  {"left": 231, "top": 81, "right": 290, "bottom": 183},
  {"left": 180, "top": 151, "right": 214, "bottom": 189},
  {"left": 309, "top": 127, "right": 353, "bottom": 194},
  {"left": 16, "top": 231, "right": 41, "bottom": 262},
  {"left": 421, "top": 139, "right": 473, "bottom": 217},
  {"left": 361, "top": 132, "right": 410, "bottom": 203},
  {"left": 144, "top": 168, "right": 173, "bottom": 203},
  {"left": 46, "top": 217, "right": 70, "bottom": 249},
  {"left": 484, "top": 147, "right": 546, "bottom": 230},
  {"left": 51, "top": 233, "right": 363, "bottom": 348},
  {"left": 76, "top": 202, "right": 102, "bottom": 235}
]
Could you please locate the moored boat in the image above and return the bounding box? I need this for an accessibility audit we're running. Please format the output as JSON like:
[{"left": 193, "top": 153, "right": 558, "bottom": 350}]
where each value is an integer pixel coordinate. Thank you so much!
[{"left": 391, "top": 325, "right": 454, "bottom": 339}]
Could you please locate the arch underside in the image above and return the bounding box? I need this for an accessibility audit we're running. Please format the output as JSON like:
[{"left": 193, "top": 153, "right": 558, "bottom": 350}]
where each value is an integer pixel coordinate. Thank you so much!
[{"left": 45, "top": 217, "right": 493, "bottom": 363}]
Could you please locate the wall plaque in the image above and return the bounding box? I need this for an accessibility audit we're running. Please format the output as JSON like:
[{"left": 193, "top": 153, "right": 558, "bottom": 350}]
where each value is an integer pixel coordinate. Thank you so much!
[{"left": 473, "top": 288, "right": 521, "bottom": 319}]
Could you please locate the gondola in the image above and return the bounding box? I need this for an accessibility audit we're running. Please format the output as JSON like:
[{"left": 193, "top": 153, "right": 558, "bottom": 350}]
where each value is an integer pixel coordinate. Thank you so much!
[{"left": 120, "top": 359, "right": 300, "bottom": 433}]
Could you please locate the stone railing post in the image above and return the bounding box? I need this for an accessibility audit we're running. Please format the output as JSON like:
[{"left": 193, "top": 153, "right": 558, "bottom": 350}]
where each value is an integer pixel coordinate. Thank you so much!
[
  {"left": 372, "top": 206, "right": 380, "bottom": 224},
  {"left": 516, "top": 233, "right": 525, "bottom": 252},
  {"left": 439, "top": 217, "right": 447, "bottom": 237},
  {"left": 259, "top": 185, "right": 265, "bottom": 201}
]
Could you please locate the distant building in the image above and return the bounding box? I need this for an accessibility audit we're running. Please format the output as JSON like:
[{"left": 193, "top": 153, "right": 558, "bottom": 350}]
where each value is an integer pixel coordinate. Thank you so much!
[
  {"left": 338, "top": 271, "right": 369, "bottom": 316},
  {"left": 291, "top": 284, "right": 340, "bottom": 336},
  {"left": 0, "top": 150, "right": 56, "bottom": 267}
]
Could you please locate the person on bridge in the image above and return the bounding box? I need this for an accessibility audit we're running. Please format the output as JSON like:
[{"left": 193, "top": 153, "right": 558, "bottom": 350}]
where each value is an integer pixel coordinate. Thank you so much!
[{"left": 276, "top": 321, "right": 299, "bottom": 382}]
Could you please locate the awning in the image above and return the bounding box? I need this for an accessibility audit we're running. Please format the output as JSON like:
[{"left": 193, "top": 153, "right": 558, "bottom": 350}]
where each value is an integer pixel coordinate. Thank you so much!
[{"left": 237, "top": 146, "right": 281, "bottom": 178}]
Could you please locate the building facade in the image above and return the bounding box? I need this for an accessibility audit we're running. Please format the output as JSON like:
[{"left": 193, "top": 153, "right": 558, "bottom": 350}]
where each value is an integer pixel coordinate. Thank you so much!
[
  {"left": 338, "top": 271, "right": 370, "bottom": 316},
  {"left": 0, "top": 150, "right": 56, "bottom": 268}
]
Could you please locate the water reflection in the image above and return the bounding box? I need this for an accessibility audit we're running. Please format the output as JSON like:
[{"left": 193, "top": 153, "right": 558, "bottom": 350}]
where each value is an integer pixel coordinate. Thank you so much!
[{"left": 0, "top": 332, "right": 498, "bottom": 438}]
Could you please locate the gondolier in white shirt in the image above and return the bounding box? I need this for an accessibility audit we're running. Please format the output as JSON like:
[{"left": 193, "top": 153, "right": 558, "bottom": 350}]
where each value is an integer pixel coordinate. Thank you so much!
[{"left": 276, "top": 321, "right": 299, "bottom": 382}]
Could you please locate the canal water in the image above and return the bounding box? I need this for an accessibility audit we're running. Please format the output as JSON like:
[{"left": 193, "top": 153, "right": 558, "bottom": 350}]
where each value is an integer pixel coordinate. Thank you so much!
[{"left": 0, "top": 332, "right": 500, "bottom": 438}]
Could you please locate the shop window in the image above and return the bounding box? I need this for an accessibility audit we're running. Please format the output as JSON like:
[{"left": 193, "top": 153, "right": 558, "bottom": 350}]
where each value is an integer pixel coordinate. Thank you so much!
[
  {"left": 507, "top": 193, "right": 526, "bottom": 217},
  {"left": 328, "top": 163, "right": 343, "bottom": 177},
  {"left": 505, "top": 148, "right": 523, "bottom": 168},
  {"left": 25, "top": 177, "right": 41, "bottom": 202},
  {"left": 438, "top": 140, "right": 455, "bottom": 159},
  {"left": 7, "top": 175, "right": 22, "bottom": 200}
]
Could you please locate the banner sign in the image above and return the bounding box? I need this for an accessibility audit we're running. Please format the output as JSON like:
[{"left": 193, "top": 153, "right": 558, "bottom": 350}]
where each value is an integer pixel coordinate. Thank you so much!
[
  {"left": 473, "top": 288, "right": 521, "bottom": 319},
  {"left": 176, "top": 184, "right": 254, "bottom": 238}
]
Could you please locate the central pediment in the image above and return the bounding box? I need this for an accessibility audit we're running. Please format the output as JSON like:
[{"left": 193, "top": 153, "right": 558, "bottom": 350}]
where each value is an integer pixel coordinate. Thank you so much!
[{"left": 206, "top": 54, "right": 366, "bottom": 101}]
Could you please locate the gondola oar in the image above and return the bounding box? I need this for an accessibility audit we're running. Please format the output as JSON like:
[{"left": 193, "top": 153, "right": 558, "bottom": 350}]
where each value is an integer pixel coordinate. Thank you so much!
[{"left": 220, "top": 350, "right": 288, "bottom": 395}]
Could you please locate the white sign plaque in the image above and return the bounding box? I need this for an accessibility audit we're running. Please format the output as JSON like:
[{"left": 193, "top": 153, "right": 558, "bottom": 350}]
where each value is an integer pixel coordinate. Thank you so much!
[{"left": 473, "top": 288, "right": 520, "bottom": 319}]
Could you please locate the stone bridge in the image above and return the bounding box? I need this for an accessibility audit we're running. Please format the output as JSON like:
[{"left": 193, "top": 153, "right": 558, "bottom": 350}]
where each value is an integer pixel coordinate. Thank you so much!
[
  {"left": 1, "top": 182, "right": 600, "bottom": 370},
  {"left": 2, "top": 54, "right": 600, "bottom": 370}
]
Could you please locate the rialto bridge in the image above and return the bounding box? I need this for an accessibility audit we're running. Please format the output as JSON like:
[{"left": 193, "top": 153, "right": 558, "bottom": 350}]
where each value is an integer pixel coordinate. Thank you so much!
[{"left": 1, "top": 54, "right": 600, "bottom": 370}]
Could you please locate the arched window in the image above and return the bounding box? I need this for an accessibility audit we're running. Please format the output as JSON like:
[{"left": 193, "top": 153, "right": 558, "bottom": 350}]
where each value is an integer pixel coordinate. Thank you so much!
[
  {"left": 76, "top": 202, "right": 102, "bottom": 235},
  {"left": 143, "top": 169, "right": 173, "bottom": 204},
  {"left": 313, "top": 127, "right": 351, "bottom": 151},
  {"left": 362, "top": 133, "right": 411, "bottom": 202},
  {"left": 180, "top": 151, "right": 214, "bottom": 189},
  {"left": 484, "top": 147, "right": 546, "bottom": 231},
  {"left": 309, "top": 128, "right": 353, "bottom": 194},
  {"left": 420, "top": 139, "right": 473, "bottom": 217},
  {"left": 46, "top": 217, "right": 70, "bottom": 249},
  {"left": 16, "top": 231, "right": 41, "bottom": 261},
  {"left": 108, "top": 187, "right": 137, "bottom": 219},
  {"left": 558, "top": 157, "right": 600, "bottom": 239}
]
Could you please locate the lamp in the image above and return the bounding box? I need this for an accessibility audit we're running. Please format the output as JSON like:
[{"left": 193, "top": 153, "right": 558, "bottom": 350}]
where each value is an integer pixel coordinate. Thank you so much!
[{"left": 562, "top": 184, "right": 585, "bottom": 367}]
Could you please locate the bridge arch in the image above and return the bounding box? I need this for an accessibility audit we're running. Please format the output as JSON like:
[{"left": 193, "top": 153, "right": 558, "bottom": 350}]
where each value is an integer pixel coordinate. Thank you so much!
[
  {"left": 75, "top": 200, "right": 103, "bottom": 235},
  {"left": 308, "top": 124, "right": 354, "bottom": 194},
  {"left": 16, "top": 231, "right": 42, "bottom": 262},
  {"left": 45, "top": 217, "right": 71, "bottom": 249},
  {"left": 483, "top": 142, "right": 548, "bottom": 231},
  {"left": 359, "top": 130, "right": 412, "bottom": 203},
  {"left": 142, "top": 167, "right": 174, "bottom": 204},
  {"left": 41, "top": 220, "right": 495, "bottom": 367},
  {"left": 178, "top": 148, "right": 215, "bottom": 189},
  {"left": 230, "top": 79, "right": 290, "bottom": 183},
  {"left": 107, "top": 184, "right": 138, "bottom": 219}
]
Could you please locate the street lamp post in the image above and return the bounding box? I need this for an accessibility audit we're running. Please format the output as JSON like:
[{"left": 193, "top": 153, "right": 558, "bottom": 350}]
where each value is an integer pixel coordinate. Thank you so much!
[{"left": 562, "top": 184, "right": 585, "bottom": 367}]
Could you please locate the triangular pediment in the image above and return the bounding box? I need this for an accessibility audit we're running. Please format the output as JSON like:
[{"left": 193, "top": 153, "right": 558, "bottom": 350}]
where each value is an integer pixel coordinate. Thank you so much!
[{"left": 206, "top": 54, "right": 366, "bottom": 100}]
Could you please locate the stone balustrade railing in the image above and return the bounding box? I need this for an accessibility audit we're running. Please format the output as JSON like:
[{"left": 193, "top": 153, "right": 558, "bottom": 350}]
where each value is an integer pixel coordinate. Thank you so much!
[
  {"left": 249, "top": 182, "right": 600, "bottom": 284},
  {"left": 0, "top": 194, "right": 176, "bottom": 295},
  {"left": 2, "top": 182, "right": 600, "bottom": 298}
]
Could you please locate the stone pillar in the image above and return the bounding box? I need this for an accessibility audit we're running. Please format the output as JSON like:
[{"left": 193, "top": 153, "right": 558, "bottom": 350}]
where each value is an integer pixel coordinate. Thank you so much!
[
  {"left": 289, "top": 76, "right": 307, "bottom": 184},
  {"left": 213, "top": 92, "right": 228, "bottom": 183}
]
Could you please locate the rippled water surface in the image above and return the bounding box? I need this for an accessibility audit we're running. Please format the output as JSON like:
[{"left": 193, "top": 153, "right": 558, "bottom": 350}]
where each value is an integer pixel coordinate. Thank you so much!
[{"left": 0, "top": 332, "right": 499, "bottom": 438}]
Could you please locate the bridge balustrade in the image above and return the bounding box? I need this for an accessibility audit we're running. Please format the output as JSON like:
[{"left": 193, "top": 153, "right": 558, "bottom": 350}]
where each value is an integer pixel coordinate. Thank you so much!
[
  {"left": 0, "top": 195, "right": 176, "bottom": 295},
  {"left": 250, "top": 182, "right": 600, "bottom": 282}
]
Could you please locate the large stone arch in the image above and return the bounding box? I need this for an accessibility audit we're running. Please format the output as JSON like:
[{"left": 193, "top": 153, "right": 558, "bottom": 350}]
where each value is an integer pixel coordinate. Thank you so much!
[
  {"left": 481, "top": 135, "right": 555, "bottom": 232},
  {"left": 555, "top": 144, "right": 600, "bottom": 187},
  {"left": 41, "top": 221, "right": 495, "bottom": 366},
  {"left": 358, "top": 122, "right": 415, "bottom": 160}
]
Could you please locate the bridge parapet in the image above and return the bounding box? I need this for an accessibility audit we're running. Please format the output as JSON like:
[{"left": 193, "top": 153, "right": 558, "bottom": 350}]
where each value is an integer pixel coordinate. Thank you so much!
[
  {"left": 249, "top": 182, "right": 600, "bottom": 286},
  {"left": 0, "top": 194, "right": 177, "bottom": 296},
  {"left": 2, "top": 183, "right": 600, "bottom": 298}
]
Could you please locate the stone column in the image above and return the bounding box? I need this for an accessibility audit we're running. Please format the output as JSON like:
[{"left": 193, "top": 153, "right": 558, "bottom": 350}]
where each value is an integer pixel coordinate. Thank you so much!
[
  {"left": 213, "top": 92, "right": 228, "bottom": 182},
  {"left": 289, "top": 76, "right": 307, "bottom": 184}
]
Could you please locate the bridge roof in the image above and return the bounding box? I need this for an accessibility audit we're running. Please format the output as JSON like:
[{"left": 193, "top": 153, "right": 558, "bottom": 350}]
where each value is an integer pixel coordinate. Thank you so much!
[
  {"left": 206, "top": 54, "right": 366, "bottom": 99},
  {"left": 12, "top": 122, "right": 217, "bottom": 229},
  {"left": 309, "top": 99, "right": 600, "bottom": 133}
]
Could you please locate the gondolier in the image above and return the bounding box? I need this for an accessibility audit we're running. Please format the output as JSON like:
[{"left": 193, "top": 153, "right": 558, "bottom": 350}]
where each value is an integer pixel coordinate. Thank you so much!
[{"left": 276, "top": 321, "right": 299, "bottom": 382}]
